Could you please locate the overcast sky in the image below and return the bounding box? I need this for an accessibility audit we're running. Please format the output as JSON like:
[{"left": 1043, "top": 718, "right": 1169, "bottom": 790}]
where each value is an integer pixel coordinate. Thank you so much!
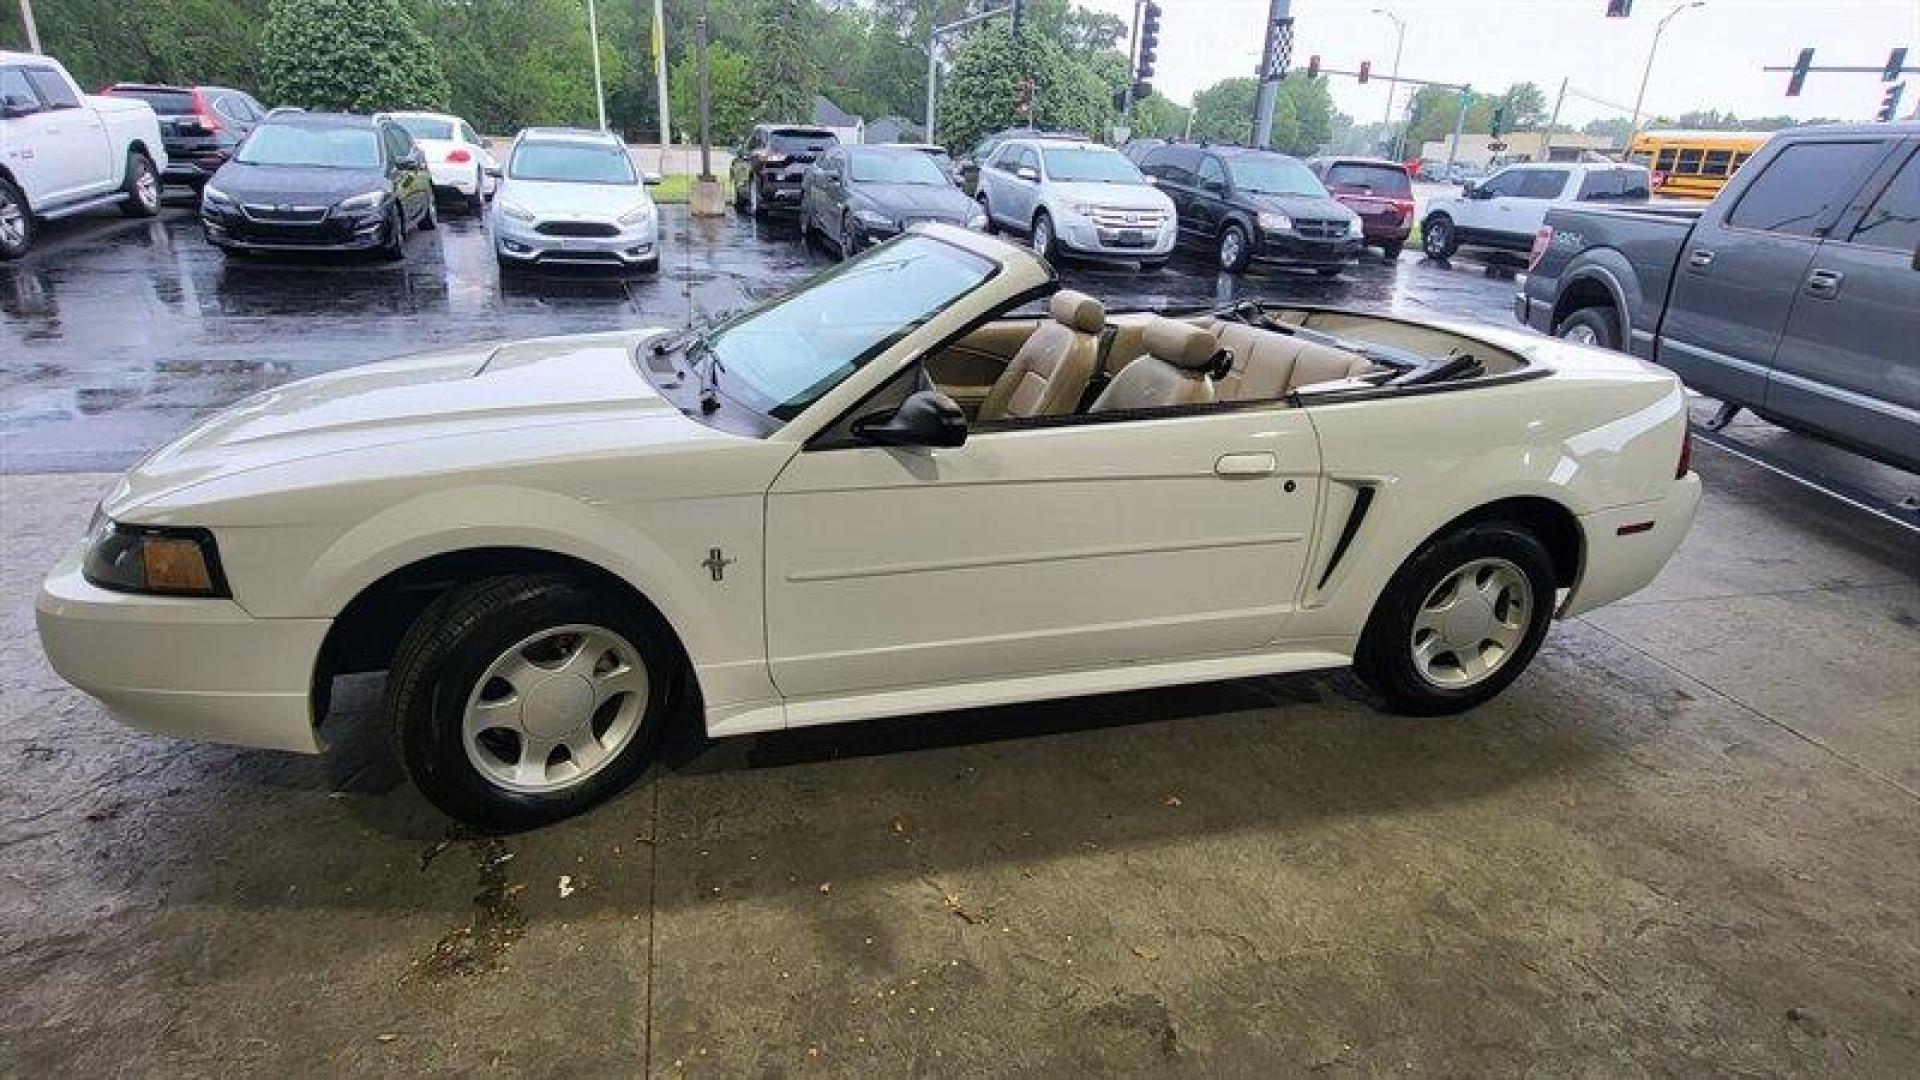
[{"left": 1078, "top": 0, "right": 1919, "bottom": 128}]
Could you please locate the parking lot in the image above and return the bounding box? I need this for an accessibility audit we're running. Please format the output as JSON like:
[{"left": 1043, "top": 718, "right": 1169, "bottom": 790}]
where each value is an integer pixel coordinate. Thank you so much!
[{"left": 3, "top": 198, "right": 1917, "bottom": 1076}]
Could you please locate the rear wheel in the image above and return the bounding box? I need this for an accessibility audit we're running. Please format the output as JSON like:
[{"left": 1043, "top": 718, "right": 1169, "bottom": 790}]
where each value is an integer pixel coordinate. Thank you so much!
[
  {"left": 0, "top": 178, "right": 31, "bottom": 260},
  {"left": 119, "top": 151, "right": 160, "bottom": 218},
  {"left": 1217, "top": 223, "right": 1251, "bottom": 273},
  {"left": 386, "top": 575, "right": 676, "bottom": 830},
  {"left": 1421, "top": 214, "right": 1459, "bottom": 259},
  {"left": 1380, "top": 240, "right": 1404, "bottom": 260},
  {"left": 1554, "top": 306, "right": 1619, "bottom": 350},
  {"left": 466, "top": 168, "right": 486, "bottom": 213},
  {"left": 1354, "top": 522, "right": 1556, "bottom": 716}
]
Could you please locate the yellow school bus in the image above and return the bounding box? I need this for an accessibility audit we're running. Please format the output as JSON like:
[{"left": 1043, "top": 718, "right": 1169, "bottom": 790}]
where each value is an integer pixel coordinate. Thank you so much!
[{"left": 1626, "top": 131, "right": 1771, "bottom": 200}]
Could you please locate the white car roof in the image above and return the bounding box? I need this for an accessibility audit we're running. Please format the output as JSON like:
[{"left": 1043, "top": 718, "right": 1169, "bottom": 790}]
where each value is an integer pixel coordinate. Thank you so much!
[
  {"left": 1029, "top": 138, "right": 1112, "bottom": 152},
  {"left": 385, "top": 110, "right": 466, "bottom": 125},
  {"left": 1, "top": 50, "right": 56, "bottom": 65},
  {"left": 517, "top": 127, "right": 622, "bottom": 146}
]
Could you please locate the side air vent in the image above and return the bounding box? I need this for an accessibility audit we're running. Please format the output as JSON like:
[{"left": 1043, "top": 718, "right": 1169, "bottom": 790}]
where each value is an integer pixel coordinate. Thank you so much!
[{"left": 1316, "top": 485, "right": 1375, "bottom": 590}]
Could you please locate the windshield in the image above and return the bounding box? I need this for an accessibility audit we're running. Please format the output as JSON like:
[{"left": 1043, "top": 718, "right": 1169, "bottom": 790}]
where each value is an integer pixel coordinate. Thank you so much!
[
  {"left": 510, "top": 141, "right": 636, "bottom": 184},
  {"left": 704, "top": 235, "right": 995, "bottom": 421},
  {"left": 394, "top": 116, "right": 454, "bottom": 141},
  {"left": 1324, "top": 163, "right": 1412, "bottom": 197},
  {"left": 237, "top": 125, "right": 382, "bottom": 168},
  {"left": 1042, "top": 148, "right": 1144, "bottom": 184},
  {"left": 1226, "top": 156, "right": 1326, "bottom": 197},
  {"left": 849, "top": 151, "right": 949, "bottom": 185}
]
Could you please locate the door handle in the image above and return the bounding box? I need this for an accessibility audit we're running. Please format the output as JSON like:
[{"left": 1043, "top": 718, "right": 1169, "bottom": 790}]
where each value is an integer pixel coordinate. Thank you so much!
[
  {"left": 1804, "top": 268, "right": 1844, "bottom": 298},
  {"left": 1215, "top": 452, "right": 1277, "bottom": 477},
  {"left": 1687, "top": 249, "right": 1715, "bottom": 270}
]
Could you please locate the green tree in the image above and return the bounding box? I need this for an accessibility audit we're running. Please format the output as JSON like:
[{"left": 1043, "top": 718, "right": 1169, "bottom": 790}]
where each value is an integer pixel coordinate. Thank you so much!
[
  {"left": 1127, "top": 92, "right": 1188, "bottom": 139},
  {"left": 1185, "top": 76, "right": 1327, "bottom": 152},
  {"left": 671, "top": 42, "right": 758, "bottom": 146},
  {"left": 1190, "top": 78, "right": 1256, "bottom": 143},
  {"left": 937, "top": 23, "right": 1111, "bottom": 156},
  {"left": 260, "top": 0, "right": 448, "bottom": 112},
  {"left": 12, "top": 0, "right": 269, "bottom": 89},
  {"left": 412, "top": 0, "right": 596, "bottom": 133},
  {"left": 756, "top": 0, "right": 818, "bottom": 122}
]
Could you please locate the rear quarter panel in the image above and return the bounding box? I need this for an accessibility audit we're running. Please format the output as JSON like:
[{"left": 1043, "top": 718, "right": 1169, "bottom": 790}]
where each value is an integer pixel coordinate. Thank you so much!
[
  {"left": 1292, "top": 336, "right": 1688, "bottom": 642},
  {"left": 89, "top": 94, "right": 169, "bottom": 175}
]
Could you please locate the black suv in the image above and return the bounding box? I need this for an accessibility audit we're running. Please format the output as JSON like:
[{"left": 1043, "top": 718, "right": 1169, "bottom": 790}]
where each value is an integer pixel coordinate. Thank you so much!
[
  {"left": 1137, "top": 143, "right": 1363, "bottom": 275},
  {"left": 731, "top": 125, "right": 838, "bottom": 217},
  {"left": 103, "top": 83, "right": 267, "bottom": 192}
]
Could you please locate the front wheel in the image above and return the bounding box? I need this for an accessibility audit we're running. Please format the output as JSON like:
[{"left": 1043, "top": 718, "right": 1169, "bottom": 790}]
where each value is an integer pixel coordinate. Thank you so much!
[
  {"left": 748, "top": 178, "right": 766, "bottom": 219},
  {"left": 419, "top": 194, "right": 438, "bottom": 231},
  {"left": 1353, "top": 522, "right": 1556, "bottom": 716},
  {"left": 977, "top": 195, "right": 996, "bottom": 234},
  {"left": 119, "top": 151, "right": 161, "bottom": 218},
  {"left": 467, "top": 169, "right": 486, "bottom": 213},
  {"left": 1554, "top": 306, "right": 1619, "bottom": 351},
  {"left": 1217, "top": 223, "right": 1251, "bottom": 273},
  {"left": 1031, "top": 210, "right": 1058, "bottom": 260},
  {"left": 386, "top": 575, "right": 677, "bottom": 829},
  {"left": 0, "top": 178, "right": 32, "bottom": 259},
  {"left": 378, "top": 207, "right": 407, "bottom": 260},
  {"left": 1421, "top": 214, "right": 1459, "bottom": 259}
]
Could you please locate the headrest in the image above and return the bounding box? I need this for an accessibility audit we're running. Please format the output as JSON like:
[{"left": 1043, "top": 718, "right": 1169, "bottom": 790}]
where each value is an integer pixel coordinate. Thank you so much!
[
  {"left": 1049, "top": 290, "right": 1106, "bottom": 334},
  {"left": 1144, "top": 317, "right": 1216, "bottom": 370}
]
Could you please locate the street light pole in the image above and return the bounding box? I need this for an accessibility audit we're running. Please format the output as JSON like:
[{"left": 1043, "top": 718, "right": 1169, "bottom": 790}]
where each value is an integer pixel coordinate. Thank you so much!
[
  {"left": 18, "top": 0, "right": 40, "bottom": 52},
  {"left": 585, "top": 0, "right": 608, "bottom": 130},
  {"left": 1628, "top": 1, "right": 1705, "bottom": 143},
  {"left": 925, "top": 6, "right": 1012, "bottom": 146},
  {"left": 1371, "top": 8, "right": 1405, "bottom": 157},
  {"left": 652, "top": 0, "right": 672, "bottom": 169}
]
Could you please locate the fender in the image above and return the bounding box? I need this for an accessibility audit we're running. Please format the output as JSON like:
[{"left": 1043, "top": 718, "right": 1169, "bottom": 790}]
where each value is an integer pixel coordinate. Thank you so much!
[{"left": 1553, "top": 247, "right": 1648, "bottom": 352}]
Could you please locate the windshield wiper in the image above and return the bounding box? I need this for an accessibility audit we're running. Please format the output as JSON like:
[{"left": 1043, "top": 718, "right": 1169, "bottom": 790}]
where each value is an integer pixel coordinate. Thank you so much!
[{"left": 690, "top": 334, "right": 726, "bottom": 413}]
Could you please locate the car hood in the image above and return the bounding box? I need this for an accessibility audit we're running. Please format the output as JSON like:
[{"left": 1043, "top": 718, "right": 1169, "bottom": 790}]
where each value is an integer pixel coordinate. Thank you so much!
[
  {"left": 853, "top": 183, "right": 976, "bottom": 220},
  {"left": 495, "top": 178, "right": 653, "bottom": 218},
  {"left": 208, "top": 162, "right": 390, "bottom": 204},
  {"left": 1046, "top": 180, "right": 1172, "bottom": 212},
  {"left": 1243, "top": 192, "right": 1356, "bottom": 220},
  {"left": 100, "top": 329, "right": 710, "bottom": 517}
]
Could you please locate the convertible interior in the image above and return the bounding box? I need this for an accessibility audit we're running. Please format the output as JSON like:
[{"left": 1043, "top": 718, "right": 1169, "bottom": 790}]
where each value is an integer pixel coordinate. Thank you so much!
[{"left": 923, "top": 290, "right": 1531, "bottom": 423}]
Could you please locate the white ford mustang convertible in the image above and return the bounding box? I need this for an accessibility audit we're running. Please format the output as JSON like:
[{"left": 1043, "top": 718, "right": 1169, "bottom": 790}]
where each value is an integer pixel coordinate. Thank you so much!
[{"left": 38, "top": 225, "right": 1700, "bottom": 828}]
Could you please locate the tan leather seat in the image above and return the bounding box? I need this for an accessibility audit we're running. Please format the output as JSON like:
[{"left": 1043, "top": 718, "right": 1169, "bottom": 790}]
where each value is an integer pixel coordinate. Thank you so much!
[
  {"left": 976, "top": 290, "right": 1105, "bottom": 422},
  {"left": 1197, "top": 317, "right": 1374, "bottom": 400},
  {"left": 1091, "top": 318, "right": 1219, "bottom": 412}
]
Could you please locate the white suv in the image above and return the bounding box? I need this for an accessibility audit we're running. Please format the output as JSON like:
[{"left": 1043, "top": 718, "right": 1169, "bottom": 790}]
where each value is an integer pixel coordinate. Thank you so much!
[
  {"left": 1421, "top": 161, "right": 1649, "bottom": 260},
  {"left": 976, "top": 137, "right": 1176, "bottom": 267}
]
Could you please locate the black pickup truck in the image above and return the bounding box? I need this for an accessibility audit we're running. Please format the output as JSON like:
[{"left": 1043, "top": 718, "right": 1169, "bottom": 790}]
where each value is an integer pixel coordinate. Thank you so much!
[{"left": 1518, "top": 123, "right": 1919, "bottom": 474}]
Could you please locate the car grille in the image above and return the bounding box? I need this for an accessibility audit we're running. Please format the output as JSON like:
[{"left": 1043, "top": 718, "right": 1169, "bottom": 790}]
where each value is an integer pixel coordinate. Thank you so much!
[
  {"left": 535, "top": 221, "right": 620, "bottom": 238},
  {"left": 240, "top": 204, "right": 329, "bottom": 224},
  {"left": 1088, "top": 207, "right": 1168, "bottom": 229},
  {"left": 1293, "top": 218, "right": 1348, "bottom": 240}
]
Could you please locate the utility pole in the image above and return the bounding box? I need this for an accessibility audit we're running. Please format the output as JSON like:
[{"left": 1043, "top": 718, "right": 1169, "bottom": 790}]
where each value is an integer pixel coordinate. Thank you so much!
[
  {"left": 925, "top": 6, "right": 1010, "bottom": 146},
  {"left": 19, "top": 0, "right": 39, "bottom": 52},
  {"left": 1442, "top": 87, "right": 1470, "bottom": 176},
  {"left": 1251, "top": 0, "right": 1294, "bottom": 147},
  {"left": 1542, "top": 76, "right": 1567, "bottom": 161},
  {"left": 586, "top": 0, "right": 609, "bottom": 131},
  {"left": 1371, "top": 8, "right": 1405, "bottom": 157},
  {"left": 1628, "top": 1, "right": 1705, "bottom": 146},
  {"left": 652, "top": 0, "right": 672, "bottom": 170},
  {"left": 1121, "top": 0, "right": 1144, "bottom": 129},
  {"left": 689, "top": 0, "right": 724, "bottom": 215}
]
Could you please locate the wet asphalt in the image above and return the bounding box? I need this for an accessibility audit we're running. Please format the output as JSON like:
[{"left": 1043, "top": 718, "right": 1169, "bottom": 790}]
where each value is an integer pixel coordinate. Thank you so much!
[{"left": 0, "top": 194, "right": 1529, "bottom": 474}]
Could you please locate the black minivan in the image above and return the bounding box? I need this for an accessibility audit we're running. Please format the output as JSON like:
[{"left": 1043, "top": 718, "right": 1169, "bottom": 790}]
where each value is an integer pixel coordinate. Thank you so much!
[{"left": 1137, "top": 143, "right": 1363, "bottom": 275}]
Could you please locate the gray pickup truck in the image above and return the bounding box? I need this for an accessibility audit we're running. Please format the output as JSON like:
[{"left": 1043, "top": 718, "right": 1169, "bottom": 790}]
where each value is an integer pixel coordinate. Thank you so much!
[{"left": 1518, "top": 123, "right": 1918, "bottom": 474}]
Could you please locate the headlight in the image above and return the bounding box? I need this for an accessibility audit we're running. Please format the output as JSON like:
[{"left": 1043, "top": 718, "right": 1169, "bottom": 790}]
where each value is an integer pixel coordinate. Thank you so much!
[
  {"left": 1070, "top": 203, "right": 1097, "bottom": 217},
  {"left": 201, "top": 183, "right": 236, "bottom": 209},
  {"left": 1345, "top": 215, "right": 1364, "bottom": 238},
  {"left": 618, "top": 203, "right": 654, "bottom": 226},
  {"left": 851, "top": 208, "right": 895, "bottom": 229},
  {"left": 82, "top": 520, "right": 228, "bottom": 597},
  {"left": 335, "top": 190, "right": 387, "bottom": 213},
  {"left": 967, "top": 212, "right": 988, "bottom": 230},
  {"left": 1257, "top": 210, "right": 1292, "bottom": 232},
  {"left": 499, "top": 202, "right": 536, "bottom": 223}
]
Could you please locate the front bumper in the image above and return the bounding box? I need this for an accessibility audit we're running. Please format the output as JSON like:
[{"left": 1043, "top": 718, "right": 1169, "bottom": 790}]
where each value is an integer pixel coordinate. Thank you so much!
[
  {"left": 1252, "top": 229, "right": 1364, "bottom": 268},
  {"left": 202, "top": 203, "right": 389, "bottom": 252},
  {"left": 1057, "top": 217, "right": 1176, "bottom": 260},
  {"left": 493, "top": 212, "right": 658, "bottom": 267},
  {"left": 36, "top": 545, "right": 330, "bottom": 753},
  {"left": 1515, "top": 289, "right": 1554, "bottom": 332}
]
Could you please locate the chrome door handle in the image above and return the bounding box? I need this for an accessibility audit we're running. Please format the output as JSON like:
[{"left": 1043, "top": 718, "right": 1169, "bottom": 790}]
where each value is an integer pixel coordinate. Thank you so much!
[
  {"left": 1215, "top": 452, "right": 1277, "bottom": 477},
  {"left": 1805, "top": 268, "right": 1844, "bottom": 298},
  {"left": 1687, "top": 249, "right": 1715, "bottom": 269}
]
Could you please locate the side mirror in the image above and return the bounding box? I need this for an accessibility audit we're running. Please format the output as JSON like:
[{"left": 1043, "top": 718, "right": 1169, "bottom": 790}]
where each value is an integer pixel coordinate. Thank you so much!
[
  {"left": 642, "top": 171, "right": 662, "bottom": 185},
  {"left": 1, "top": 102, "right": 37, "bottom": 120},
  {"left": 1015, "top": 166, "right": 1040, "bottom": 182},
  {"left": 853, "top": 389, "right": 967, "bottom": 448}
]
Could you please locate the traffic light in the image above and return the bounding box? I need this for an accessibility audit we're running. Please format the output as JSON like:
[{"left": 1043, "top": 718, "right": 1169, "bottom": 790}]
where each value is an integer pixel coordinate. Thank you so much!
[
  {"left": 1358, "top": 61, "right": 1371, "bottom": 84},
  {"left": 1490, "top": 106, "right": 1505, "bottom": 138},
  {"left": 1786, "top": 47, "right": 1814, "bottom": 96},
  {"left": 1880, "top": 82, "right": 1907, "bottom": 122},
  {"left": 1133, "top": 79, "right": 1152, "bottom": 102},
  {"left": 1305, "top": 54, "right": 1320, "bottom": 79},
  {"left": 1605, "top": 0, "right": 1632, "bottom": 16},
  {"left": 1137, "top": 1, "right": 1161, "bottom": 81},
  {"left": 1886, "top": 48, "right": 1909, "bottom": 82}
]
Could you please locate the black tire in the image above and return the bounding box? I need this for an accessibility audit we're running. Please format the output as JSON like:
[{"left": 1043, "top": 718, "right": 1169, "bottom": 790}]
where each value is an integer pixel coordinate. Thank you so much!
[
  {"left": 419, "top": 194, "right": 438, "bottom": 231},
  {"left": 977, "top": 194, "right": 996, "bottom": 234},
  {"left": 386, "top": 574, "right": 677, "bottom": 830},
  {"left": 1380, "top": 240, "right": 1404, "bottom": 260},
  {"left": 1421, "top": 214, "right": 1459, "bottom": 259},
  {"left": 1031, "top": 210, "right": 1058, "bottom": 260},
  {"left": 1353, "top": 522, "right": 1557, "bottom": 716},
  {"left": 466, "top": 169, "right": 486, "bottom": 214},
  {"left": 1554, "top": 306, "right": 1620, "bottom": 351},
  {"left": 379, "top": 207, "right": 406, "bottom": 260},
  {"left": 0, "top": 178, "right": 32, "bottom": 260},
  {"left": 118, "top": 151, "right": 161, "bottom": 218},
  {"left": 1217, "top": 223, "right": 1251, "bottom": 273},
  {"left": 748, "top": 177, "right": 767, "bottom": 219},
  {"left": 839, "top": 212, "right": 856, "bottom": 260}
]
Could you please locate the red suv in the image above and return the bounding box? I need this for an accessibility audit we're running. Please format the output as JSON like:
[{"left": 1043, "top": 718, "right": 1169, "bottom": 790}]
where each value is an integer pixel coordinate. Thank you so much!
[{"left": 1306, "top": 156, "right": 1415, "bottom": 259}]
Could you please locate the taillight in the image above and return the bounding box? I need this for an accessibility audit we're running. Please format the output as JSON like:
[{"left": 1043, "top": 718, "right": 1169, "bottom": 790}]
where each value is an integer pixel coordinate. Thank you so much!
[
  {"left": 1676, "top": 420, "right": 1692, "bottom": 478},
  {"left": 1527, "top": 226, "right": 1553, "bottom": 271},
  {"left": 446, "top": 148, "right": 472, "bottom": 163},
  {"left": 190, "top": 88, "right": 222, "bottom": 133}
]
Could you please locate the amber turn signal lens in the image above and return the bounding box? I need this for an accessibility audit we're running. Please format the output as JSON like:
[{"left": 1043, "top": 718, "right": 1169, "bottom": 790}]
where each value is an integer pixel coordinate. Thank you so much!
[{"left": 141, "top": 536, "right": 215, "bottom": 593}]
